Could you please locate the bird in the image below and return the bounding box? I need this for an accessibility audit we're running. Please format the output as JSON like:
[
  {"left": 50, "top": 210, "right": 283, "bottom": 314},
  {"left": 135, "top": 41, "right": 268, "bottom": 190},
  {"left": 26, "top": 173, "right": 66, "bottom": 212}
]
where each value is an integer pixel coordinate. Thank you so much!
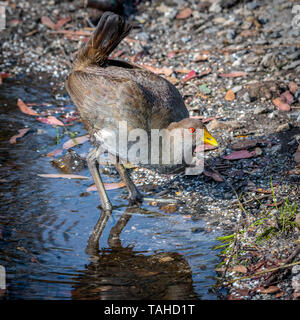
[{"left": 66, "top": 12, "right": 218, "bottom": 213}]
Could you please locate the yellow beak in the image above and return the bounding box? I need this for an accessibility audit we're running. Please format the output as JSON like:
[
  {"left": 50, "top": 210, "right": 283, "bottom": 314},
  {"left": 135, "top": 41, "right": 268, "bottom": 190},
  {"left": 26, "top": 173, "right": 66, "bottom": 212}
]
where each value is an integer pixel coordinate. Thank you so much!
[{"left": 203, "top": 128, "right": 218, "bottom": 147}]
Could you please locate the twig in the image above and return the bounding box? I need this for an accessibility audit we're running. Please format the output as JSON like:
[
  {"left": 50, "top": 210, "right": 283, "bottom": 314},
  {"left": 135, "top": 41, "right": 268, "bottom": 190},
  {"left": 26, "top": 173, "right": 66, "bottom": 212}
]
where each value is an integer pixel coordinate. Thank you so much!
[
  {"left": 222, "top": 260, "right": 300, "bottom": 286},
  {"left": 264, "top": 245, "right": 300, "bottom": 286}
]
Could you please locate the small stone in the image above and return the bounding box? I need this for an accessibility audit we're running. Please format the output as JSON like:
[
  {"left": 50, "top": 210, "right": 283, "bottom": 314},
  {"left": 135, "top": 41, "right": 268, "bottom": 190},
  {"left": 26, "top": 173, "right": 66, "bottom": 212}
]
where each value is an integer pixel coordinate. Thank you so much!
[
  {"left": 292, "top": 265, "right": 300, "bottom": 275},
  {"left": 276, "top": 123, "right": 291, "bottom": 132},
  {"left": 209, "top": 3, "right": 222, "bottom": 13},
  {"left": 232, "top": 85, "right": 243, "bottom": 93},
  {"left": 253, "top": 105, "right": 268, "bottom": 115},
  {"left": 283, "top": 60, "right": 300, "bottom": 70},
  {"left": 260, "top": 53, "right": 279, "bottom": 69},
  {"left": 247, "top": 1, "right": 260, "bottom": 10},
  {"left": 242, "top": 92, "right": 251, "bottom": 103},
  {"left": 269, "top": 144, "right": 281, "bottom": 155},
  {"left": 254, "top": 147, "right": 262, "bottom": 156}
]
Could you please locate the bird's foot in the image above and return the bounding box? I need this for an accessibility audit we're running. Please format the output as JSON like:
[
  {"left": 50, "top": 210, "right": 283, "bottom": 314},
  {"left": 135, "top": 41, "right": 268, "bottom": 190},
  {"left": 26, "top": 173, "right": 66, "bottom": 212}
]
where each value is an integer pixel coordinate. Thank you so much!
[{"left": 128, "top": 191, "right": 143, "bottom": 206}]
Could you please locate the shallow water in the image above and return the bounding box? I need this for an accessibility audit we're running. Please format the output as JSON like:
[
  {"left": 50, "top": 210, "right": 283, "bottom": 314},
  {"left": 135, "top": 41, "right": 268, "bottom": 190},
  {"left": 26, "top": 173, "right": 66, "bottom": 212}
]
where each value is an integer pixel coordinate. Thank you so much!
[{"left": 0, "top": 77, "right": 222, "bottom": 300}]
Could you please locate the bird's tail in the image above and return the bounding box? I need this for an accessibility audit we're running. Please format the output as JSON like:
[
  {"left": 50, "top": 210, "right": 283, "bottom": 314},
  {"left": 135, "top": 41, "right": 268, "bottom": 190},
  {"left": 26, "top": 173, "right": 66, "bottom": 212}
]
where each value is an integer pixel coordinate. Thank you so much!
[{"left": 75, "top": 12, "right": 132, "bottom": 67}]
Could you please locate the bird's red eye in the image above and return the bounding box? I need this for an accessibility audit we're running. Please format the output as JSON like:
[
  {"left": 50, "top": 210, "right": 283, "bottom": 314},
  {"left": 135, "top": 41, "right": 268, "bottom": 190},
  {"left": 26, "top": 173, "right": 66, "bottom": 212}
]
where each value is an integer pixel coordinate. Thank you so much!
[{"left": 189, "top": 127, "right": 195, "bottom": 133}]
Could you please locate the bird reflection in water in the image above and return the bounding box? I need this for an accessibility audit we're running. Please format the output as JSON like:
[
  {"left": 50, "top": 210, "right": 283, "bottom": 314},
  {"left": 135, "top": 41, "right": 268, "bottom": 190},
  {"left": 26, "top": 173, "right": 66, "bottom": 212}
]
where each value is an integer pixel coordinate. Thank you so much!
[{"left": 71, "top": 208, "right": 197, "bottom": 300}]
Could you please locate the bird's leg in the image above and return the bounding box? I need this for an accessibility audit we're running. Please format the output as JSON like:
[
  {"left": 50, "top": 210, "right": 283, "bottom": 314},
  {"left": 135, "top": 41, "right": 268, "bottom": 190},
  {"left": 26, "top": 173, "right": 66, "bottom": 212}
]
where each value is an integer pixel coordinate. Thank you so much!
[
  {"left": 107, "top": 210, "right": 132, "bottom": 248},
  {"left": 87, "top": 148, "right": 113, "bottom": 212},
  {"left": 114, "top": 160, "right": 143, "bottom": 205},
  {"left": 86, "top": 209, "right": 112, "bottom": 255}
]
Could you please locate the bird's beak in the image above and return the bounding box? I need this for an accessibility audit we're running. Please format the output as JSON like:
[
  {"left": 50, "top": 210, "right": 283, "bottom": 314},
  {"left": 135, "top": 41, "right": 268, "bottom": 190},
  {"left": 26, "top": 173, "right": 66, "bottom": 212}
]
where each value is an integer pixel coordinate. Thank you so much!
[{"left": 203, "top": 128, "right": 218, "bottom": 147}]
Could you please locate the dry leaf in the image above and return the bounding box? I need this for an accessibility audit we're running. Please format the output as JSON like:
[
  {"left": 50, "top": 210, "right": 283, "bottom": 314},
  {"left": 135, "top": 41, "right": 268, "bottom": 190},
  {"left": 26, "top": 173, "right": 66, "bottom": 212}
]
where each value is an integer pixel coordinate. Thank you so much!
[
  {"left": 176, "top": 8, "right": 192, "bottom": 19},
  {"left": 219, "top": 71, "right": 247, "bottom": 78},
  {"left": 41, "top": 16, "right": 57, "bottom": 30},
  {"left": 38, "top": 173, "right": 89, "bottom": 179},
  {"left": 0, "top": 72, "right": 9, "bottom": 85},
  {"left": 62, "top": 135, "right": 89, "bottom": 150},
  {"left": 280, "top": 90, "right": 294, "bottom": 105},
  {"left": 41, "top": 16, "right": 71, "bottom": 30},
  {"left": 139, "top": 64, "right": 173, "bottom": 77},
  {"left": 258, "top": 286, "right": 280, "bottom": 294},
  {"left": 289, "top": 82, "right": 299, "bottom": 95},
  {"left": 176, "top": 68, "right": 192, "bottom": 74},
  {"left": 272, "top": 97, "right": 291, "bottom": 111},
  {"left": 87, "top": 181, "right": 126, "bottom": 192},
  {"left": 232, "top": 265, "right": 248, "bottom": 273},
  {"left": 182, "top": 70, "right": 197, "bottom": 83},
  {"left": 231, "top": 139, "right": 260, "bottom": 150},
  {"left": 36, "top": 116, "right": 64, "bottom": 126},
  {"left": 225, "top": 89, "right": 235, "bottom": 101},
  {"left": 203, "top": 170, "right": 224, "bottom": 182},
  {"left": 47, "top": 149, "right": 63, "bottom": 157},
  {"left": 198, "top": 67, "right": 212, "bottom": 78},
  {"left": 9, "top": 128, "right": 30, "bottom": 144},
  {"left": 193, "top": 54, "right": 209, "bottom": 62},
  {"left": 55, "top": 17, "right": 71, "bottom": 30},
  {"left": 224, "top": 150, "right": 256, "bottom": 160},
  {"left": 17, "top": 99, "right": 39, "bottom": 116}
]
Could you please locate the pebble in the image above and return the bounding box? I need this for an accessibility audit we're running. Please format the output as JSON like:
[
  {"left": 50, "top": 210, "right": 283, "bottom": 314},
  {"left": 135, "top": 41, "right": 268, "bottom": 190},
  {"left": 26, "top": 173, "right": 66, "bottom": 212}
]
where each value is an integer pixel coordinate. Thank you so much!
[{"left": 209, "top": 3, "right": 222, "bottom": 13}]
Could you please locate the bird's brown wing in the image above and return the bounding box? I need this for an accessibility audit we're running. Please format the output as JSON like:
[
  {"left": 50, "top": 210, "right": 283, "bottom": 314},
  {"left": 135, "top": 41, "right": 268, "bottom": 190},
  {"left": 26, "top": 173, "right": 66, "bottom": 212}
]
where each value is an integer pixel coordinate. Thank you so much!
[{"left": 66, "top": 69, "right": 153, "bottom": 135}]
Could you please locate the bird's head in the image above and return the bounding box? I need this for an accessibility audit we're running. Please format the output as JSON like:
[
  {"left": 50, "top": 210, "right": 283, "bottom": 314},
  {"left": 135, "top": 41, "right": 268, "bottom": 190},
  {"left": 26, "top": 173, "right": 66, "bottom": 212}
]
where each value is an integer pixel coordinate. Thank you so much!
[{"left": 167, "top": 118, "right": 218, "bottom": 148}]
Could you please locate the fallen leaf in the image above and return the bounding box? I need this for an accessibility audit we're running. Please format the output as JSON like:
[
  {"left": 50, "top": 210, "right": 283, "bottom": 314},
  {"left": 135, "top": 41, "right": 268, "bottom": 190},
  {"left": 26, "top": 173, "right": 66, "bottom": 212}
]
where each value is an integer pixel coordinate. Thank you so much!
[
  {"left": 207, "top": 119, "right": 242, "bottom": 131},
  {"left": 87, "top": 181, "right": 126, "bottom": 192},
  {"left": 198, "top": 67, "right": 212, "bottom": 78},
  {"left": 289, "top": 82, "right": 299, "bottom": 95},
  {"left": 182, "top": 70, "right": 197, "bottom": 83},
  {"left": 47, "top": 149, "right": 63, "bottom": 157},
  {"left": 38, "top": 173, "right": 89, "bottom": 179},
  {"left": 258, "top": 286, "right": 280, "bottom": 294},
  {"left": 54, "top": 17, "right": 71, "bottom": 30},
  {"left": 9, "top": 128, "right": 30, "bottom": 144},
  {"left": 223, "top": 150, "right": 256, "bottom": 160},
  {"left": 176, "top": 68, "right": 192, "bottom": 74},
  {"left": 193, "top": 54, "right": 209, "bottom": 62},
  {"left": 62, "top": 135, "right": 89, "bottom": 150},
  {"left": 0, "top": 72, "right": 9, "bottom": 85},
  {"left": 17, "top": 99, "right": 39, "bottom": 116},
  {"left": 199, "top": 84, "right": 211, "bottom": 94},
  {"left": 176, "top": 8, "right": 192, "bottom": 19},
  {"left": 203, "top": 170, "right": 224, "bottom": 182},
  {"left": 225, "top": 89, "right": 235, "bottom": 101},
  {"left": 230, "top": 139, "right": 263, "bottom": 150},
  {"left": 232, "top": 265, "right": 248, "bottom": 274},
  {"left": 41, "top": 16, "right": 57, "bottom": 30},
  {"left": 219, "top": 71, "right": 247, "bottom": 78},
  {"left": 41, "top": 16, "right": 71, "bottom": 30},
  {"left": 36, "top": 116, "right": 64, "bottom": 126},
  {"left": 280, "top": 90, "right": 294, "bottom": 105},
  {"left": 139, "top": 64, "right": 173, "bottom": 77},
  {"left": 235, "top": 288, "right": 250, "bottom": 296},
  {"left": 275, "top": 291, "right": 284, "bottom": 298},
  {"left": 272, "top": 97, "right": 291, "bottom": 111}
]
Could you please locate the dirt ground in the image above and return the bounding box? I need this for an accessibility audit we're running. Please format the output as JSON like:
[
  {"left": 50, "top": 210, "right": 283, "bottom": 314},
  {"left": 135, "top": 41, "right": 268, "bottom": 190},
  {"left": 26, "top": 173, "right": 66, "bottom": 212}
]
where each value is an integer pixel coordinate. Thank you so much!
[{"left": 1, "top": 0, "right": 300, "bottom": 300}]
